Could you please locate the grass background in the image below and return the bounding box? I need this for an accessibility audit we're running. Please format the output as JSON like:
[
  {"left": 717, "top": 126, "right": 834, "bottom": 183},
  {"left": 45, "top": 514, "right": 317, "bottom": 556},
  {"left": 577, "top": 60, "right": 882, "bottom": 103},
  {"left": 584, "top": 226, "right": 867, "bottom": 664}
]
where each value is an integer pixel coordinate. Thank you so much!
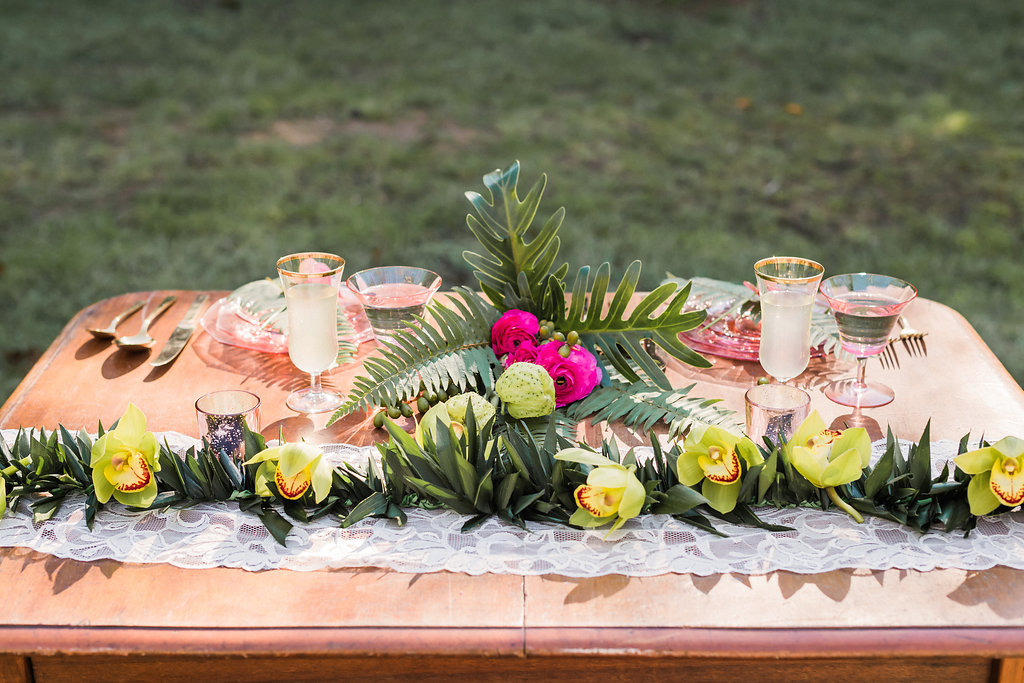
[{"left": 1, "top": 0, "right": 1022, "bottom": 403}]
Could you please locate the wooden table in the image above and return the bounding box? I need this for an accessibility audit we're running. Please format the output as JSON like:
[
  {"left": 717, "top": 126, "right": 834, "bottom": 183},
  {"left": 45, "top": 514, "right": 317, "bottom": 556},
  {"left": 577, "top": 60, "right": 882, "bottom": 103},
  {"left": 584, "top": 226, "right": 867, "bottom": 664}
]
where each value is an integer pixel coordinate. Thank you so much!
[{"left": 2, "top": 290, "right": 1024, "bottom": 682}]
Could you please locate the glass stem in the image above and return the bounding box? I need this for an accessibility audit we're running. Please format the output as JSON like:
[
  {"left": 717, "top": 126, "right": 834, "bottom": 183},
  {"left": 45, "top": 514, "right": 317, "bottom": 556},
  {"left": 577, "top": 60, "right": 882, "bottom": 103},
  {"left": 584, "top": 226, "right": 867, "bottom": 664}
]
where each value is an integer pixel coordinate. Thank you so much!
[
  {"left": 854, "top": 357, "right": 868, "bottom": 390},
  {"left": 309, "top": 372, "right": 322, "bottom": 395}
]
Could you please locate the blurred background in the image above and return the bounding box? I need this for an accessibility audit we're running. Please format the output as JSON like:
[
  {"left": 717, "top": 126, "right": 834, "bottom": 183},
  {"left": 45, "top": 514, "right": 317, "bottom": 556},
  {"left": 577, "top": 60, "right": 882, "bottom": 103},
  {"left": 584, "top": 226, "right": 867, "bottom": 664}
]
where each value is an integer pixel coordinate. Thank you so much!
[{"left": 1, "top": 0, "right": 1021, "bottom": 403}]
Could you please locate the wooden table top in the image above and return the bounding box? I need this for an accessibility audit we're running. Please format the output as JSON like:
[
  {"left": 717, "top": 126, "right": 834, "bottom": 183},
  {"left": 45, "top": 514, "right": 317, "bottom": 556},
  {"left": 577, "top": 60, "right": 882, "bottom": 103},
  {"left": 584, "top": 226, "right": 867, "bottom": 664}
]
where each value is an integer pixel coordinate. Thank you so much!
[{"left": 2, "top": 290, "right": 1024, "bottom": 661}]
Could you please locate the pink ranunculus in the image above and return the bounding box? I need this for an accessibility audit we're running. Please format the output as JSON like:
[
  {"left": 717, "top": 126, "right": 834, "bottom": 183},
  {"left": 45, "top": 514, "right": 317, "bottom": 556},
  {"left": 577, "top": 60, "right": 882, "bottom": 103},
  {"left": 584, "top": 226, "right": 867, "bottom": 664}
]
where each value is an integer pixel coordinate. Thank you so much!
[
  {"left": 491, "top": 309, "right": 540, "bottom": 357},
  {"left": 503, "top": 340, "right": 540, "bottom": 369},
  {"left": 535, "top": 341, "right": 603, "bottom": 407}
]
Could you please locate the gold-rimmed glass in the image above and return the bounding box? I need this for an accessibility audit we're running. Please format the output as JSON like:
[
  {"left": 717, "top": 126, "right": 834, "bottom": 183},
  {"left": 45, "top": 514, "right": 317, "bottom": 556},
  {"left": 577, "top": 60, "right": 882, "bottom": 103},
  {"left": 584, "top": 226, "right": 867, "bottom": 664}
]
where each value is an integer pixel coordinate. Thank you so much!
[
  {"left": 753, "top": 256, "right": 825, "bottom": 384},
  {"left": 276, "top": 252, "right": 345, "bottom": 414}
]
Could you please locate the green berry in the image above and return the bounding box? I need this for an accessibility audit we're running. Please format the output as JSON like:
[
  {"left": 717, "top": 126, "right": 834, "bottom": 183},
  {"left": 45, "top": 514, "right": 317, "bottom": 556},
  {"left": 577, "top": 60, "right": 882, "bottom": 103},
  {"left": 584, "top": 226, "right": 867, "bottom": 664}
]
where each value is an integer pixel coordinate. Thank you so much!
[
  {"left": 400, "top": 402, "right": 413, "bottom": 418},
  {"left": 372, "top": 411, "right": 386, "bottom": 429},
  {"left": 417, "top": 396, "right": 430, "bottom": 413},
  {"left": 387, "top": 405, "right": 402, "bottom": 419},
  {"left": 436, "top": 389, "right": 448, "bottom": 403},
  {"left": 427, "top": 392, "right": 438, "bottom": 404},
  {"left": 757, "top": 377, "right": 770, "bottom": 386},
  {"left": 566, "top": 330, "right": 579, "bottom": 345},
  {"left": 552, "top": 331, "right": 565, "bottom": 342},
  {"left": 558, "top": 344, "right": 571, "bottom": 358}
]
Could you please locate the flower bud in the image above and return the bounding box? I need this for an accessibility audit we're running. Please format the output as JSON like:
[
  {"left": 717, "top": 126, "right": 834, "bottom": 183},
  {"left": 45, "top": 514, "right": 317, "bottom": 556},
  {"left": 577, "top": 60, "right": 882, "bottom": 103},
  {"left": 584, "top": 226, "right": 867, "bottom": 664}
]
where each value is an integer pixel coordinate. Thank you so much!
[{"left": 495, "top": 362, "right": 557, "bottom": 419}]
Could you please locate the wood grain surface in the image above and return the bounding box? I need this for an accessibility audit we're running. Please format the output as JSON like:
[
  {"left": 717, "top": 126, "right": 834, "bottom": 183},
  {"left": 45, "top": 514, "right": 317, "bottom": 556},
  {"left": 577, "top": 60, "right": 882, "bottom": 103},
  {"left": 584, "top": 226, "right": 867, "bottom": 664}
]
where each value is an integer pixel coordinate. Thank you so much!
[{"left": 2, "top": 291, "right": 1024, "bottom": 681}]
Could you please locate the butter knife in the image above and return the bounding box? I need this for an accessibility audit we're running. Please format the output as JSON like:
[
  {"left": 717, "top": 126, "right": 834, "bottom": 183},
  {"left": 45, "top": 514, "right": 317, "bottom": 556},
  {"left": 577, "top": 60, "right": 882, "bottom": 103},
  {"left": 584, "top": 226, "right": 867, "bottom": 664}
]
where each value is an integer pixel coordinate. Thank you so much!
[{"left": 150, "top": 294, "right": 210, "bottom": 367}]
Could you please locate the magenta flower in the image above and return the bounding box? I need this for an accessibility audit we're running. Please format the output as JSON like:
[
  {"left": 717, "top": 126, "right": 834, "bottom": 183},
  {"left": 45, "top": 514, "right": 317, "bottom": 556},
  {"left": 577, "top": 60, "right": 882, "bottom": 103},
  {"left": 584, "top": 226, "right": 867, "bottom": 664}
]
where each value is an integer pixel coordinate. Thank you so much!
[
  {"left": 491, "top": 309, "right": 540, "bottom": 357},
  {"left": 535, "top": 341, "right": 603, "bottom": 407},
  {"left": 503, "top": 341, "right": 540, "bottom": 368}
]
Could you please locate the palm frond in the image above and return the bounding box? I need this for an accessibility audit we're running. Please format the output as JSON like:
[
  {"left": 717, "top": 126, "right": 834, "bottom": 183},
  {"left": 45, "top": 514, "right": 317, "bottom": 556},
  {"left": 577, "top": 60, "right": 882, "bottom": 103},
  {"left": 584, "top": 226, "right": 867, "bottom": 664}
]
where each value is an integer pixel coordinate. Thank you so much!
[
  {"left": 566, "top": 381, "right": 741, "bottom": 441},
  {"left": 561, "top": 261, "right": 711, "bottom": 391},
  {"left": 461, "top": 161, "right": 569, "bottom": 316},
  {"left": 327, "top": 288, "right": 503, "bottom": 424}
]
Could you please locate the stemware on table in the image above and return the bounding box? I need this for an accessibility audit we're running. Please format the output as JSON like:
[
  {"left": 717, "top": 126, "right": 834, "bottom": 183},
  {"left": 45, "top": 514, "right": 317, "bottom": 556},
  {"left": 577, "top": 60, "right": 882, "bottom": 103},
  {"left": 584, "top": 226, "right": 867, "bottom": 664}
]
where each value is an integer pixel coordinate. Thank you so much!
[
  {"left": 746, "top": 256, "right": 823, "bottom": 443},
  {"left": 276, "top": 252, "right": 346, "bottom": 414},
  {"left": 753, "top": 257, "right": 825, "bottom": 383},
  {"left": 819, "top": 272, "right": 918, "bottom": 408}
]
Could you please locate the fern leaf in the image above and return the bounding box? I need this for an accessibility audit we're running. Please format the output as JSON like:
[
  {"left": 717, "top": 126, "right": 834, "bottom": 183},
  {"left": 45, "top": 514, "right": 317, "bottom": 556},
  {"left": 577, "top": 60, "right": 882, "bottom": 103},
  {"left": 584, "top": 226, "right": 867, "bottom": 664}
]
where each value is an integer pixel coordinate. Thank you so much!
[
  {"left": 461, "top": 161, "right": 569, "bottom": 315},
  {"left": 326, "top": 289, "right": 502, "bottom": 424},
  {"left": 566, "top": 381, "right": 741, "bottom": 440}
]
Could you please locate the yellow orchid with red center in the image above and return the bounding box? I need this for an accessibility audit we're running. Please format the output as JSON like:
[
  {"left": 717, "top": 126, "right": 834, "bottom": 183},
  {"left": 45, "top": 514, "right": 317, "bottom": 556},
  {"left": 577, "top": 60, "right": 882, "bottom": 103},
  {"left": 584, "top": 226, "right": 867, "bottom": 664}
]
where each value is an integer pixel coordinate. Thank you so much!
[
  {"left": 784, "top": 411, "right": 871, "bottom": 522},
  {"left": 89, "top": 403, "right": 161, "bottom": 507},
  {"left": 246, "top": 442, "right": 333, "bottom": 503},
  {"left": 677, "top": 425, "right": 762, "bottom": 513},
  {"left": 554, "top": 447, "right": 646, "bottom": 533},
  {"left": 954, "top": 436, "right": 1024, "bottom": 516}
]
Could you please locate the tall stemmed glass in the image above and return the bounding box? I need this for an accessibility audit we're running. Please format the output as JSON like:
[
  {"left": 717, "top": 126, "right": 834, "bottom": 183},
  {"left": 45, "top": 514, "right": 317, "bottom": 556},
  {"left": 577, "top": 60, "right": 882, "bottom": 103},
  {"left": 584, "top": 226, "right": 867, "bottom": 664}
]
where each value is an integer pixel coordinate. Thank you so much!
[
  {"left": 276, "top": 252, "right": 346, "bottom": 413},
  {"left": 754, "top": 257, "right": 825, "bottom": 384},
  {"left": 819, "top": 273, "right": 917, "bottom": 408}
]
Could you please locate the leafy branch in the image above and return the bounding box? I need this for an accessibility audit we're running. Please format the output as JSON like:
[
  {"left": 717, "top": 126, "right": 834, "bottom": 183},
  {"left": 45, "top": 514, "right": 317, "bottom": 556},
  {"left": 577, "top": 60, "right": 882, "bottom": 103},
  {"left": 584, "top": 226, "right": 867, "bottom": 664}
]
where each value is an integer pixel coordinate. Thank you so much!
[{"left": 328, "top": 288, "right": 503, "bottom": 423}]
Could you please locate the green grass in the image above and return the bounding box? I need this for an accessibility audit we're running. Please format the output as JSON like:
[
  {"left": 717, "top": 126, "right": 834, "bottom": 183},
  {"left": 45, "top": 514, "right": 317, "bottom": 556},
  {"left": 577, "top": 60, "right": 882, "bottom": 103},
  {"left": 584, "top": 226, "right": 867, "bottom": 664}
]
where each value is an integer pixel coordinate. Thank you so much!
[{"left": 2, "top": 0, "right": 1022, "bottom": 404}]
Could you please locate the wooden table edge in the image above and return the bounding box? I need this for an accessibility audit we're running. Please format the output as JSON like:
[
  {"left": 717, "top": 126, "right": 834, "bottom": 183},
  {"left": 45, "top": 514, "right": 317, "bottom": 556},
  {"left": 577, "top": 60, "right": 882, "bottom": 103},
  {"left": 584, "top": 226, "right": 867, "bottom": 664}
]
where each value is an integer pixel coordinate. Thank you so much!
[{"left": 2, "top": 624, "right": 1024, "bottom": 659}]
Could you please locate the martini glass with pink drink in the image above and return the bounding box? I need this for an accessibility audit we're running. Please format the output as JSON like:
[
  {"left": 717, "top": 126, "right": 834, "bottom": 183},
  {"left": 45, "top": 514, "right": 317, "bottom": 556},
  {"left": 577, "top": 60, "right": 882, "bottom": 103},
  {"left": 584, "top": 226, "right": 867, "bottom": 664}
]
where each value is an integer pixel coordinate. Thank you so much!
[
  {"left": 346, "top": 266, "right": 442, "bottom": 344},
  {"left": 819, "top": 273, "right": 917, "bottom": 408}
]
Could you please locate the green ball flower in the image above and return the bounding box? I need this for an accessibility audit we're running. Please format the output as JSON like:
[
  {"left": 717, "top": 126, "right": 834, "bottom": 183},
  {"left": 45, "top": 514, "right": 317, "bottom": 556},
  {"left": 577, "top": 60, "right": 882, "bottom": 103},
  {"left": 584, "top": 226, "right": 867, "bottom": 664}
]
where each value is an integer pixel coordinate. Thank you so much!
[{"left": 494, "top": 362, "right": 556, "bottom": 419}]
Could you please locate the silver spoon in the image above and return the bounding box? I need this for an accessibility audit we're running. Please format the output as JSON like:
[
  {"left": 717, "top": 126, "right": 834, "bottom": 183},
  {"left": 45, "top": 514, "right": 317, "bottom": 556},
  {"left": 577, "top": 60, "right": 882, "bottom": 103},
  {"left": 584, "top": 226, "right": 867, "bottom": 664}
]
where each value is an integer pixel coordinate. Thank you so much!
[
  {"left": 114, "top": 296, "right": 177, "bottom": 351},
  {"left": 87, "top": 300, "right": 145, "bottom": 340}
]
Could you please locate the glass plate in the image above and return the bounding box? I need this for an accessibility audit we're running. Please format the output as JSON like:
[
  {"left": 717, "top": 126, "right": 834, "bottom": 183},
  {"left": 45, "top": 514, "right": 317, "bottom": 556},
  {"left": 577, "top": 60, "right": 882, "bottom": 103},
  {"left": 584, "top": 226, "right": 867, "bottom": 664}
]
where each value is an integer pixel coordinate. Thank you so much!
[
  {"left": 680, "top": 297, "right": 826, "bottom": 362},
  {"left": 200, "top": 280, "right": 374, "bottom": 354}
]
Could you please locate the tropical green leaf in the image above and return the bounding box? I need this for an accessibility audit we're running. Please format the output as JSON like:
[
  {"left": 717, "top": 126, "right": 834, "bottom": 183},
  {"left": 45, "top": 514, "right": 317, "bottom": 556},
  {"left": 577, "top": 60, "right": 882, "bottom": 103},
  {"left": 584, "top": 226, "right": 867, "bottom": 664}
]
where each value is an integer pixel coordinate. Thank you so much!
[
  {"left": 461, "top": 161, "right": 569, "bottom": 315},
  {"left": 328, "top": 288, "right": 502, "bottom": 423},
  {"left": 561, "top": 261, "right": 710, "bottom": 389},
  {"left": 566, "top": 380, "right": 740, "bottom": 438}
]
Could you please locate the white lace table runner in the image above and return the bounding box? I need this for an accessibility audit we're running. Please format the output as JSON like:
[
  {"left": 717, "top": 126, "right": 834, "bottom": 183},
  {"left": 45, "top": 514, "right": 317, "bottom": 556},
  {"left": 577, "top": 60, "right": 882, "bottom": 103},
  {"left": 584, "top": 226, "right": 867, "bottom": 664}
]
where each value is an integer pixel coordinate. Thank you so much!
[{"left": 1, "top": 431, "right": 1022, "bottom": 576}]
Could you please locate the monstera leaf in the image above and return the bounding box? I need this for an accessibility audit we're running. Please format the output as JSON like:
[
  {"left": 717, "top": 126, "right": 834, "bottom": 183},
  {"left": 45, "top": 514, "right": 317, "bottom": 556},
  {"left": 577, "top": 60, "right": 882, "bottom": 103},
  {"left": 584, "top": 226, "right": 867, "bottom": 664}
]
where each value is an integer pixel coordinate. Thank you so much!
[
  {"left": 462, "top": 161, "right": 569, "bottom": 317},
  {"left": 560, "top": 261, "right": 711, "bottom": 390}
]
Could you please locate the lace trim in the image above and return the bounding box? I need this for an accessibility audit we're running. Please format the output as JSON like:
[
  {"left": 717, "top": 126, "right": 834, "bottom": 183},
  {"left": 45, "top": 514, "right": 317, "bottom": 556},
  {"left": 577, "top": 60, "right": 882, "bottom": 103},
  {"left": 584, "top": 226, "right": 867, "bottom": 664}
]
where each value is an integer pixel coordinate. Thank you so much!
[{"left": 1, "top": 432, "right": 1020, "bottom": 576}]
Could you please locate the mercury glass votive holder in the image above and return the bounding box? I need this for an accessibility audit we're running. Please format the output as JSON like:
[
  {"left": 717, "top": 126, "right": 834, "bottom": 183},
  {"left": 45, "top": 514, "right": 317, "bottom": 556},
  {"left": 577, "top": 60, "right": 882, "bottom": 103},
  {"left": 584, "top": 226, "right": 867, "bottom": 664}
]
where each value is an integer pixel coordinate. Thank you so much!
[
  {"left": 195, "top": 390, "right": 261, "bottom": 464},
  {"left": 744, "top": 384, "right": 811, "bottom": 446}
]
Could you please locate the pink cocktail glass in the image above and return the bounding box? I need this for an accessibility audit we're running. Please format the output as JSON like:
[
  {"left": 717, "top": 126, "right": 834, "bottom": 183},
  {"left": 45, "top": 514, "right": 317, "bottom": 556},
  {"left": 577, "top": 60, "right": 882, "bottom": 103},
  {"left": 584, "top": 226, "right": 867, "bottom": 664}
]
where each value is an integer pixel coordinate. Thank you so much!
[{"left": 819, "top": 273, "right": 917, "bottom": 408}]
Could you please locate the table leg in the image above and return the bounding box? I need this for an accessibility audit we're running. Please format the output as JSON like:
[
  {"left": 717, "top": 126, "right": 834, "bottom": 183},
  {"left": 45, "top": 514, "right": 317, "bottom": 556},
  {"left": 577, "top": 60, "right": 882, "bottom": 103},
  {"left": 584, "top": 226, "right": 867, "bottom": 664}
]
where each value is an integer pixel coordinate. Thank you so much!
[
  {"left": 0, "top": 656, "right": 31, "bottom": 683},
  {"left": 999, "top": 658, "right": 1024, "bottom": 683}
]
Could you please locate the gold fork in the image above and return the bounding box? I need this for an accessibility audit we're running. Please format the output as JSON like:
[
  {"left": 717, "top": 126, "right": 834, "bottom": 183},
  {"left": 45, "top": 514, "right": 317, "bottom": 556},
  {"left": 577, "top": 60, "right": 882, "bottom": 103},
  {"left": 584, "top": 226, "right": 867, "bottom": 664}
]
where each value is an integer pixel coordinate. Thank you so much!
[
  {"left": 897, "top": 315, "right": 928, "bottom": 357},
  {"left": 879, "top": 341, "right": 901, "bottom": 370}
]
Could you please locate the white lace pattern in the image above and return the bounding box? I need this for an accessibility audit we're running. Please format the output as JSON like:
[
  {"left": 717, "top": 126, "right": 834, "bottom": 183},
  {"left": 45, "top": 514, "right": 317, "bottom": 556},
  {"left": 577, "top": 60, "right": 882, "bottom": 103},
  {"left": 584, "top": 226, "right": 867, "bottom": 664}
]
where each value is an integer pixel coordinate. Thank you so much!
[{"left": 2, "top": 431, "right": 1021, "bottom": 577}]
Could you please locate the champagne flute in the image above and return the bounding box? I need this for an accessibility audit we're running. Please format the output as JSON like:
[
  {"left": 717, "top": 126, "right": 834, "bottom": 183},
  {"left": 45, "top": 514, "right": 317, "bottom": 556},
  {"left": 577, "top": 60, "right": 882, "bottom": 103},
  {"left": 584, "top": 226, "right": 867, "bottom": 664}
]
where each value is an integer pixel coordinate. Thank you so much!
[
  {"left": 754, "top": 257, "right": 825, "bottom": 383},
  {"left": 819, "top": 273, "right": 917, "bottom": 408},
  {"left": 276, "top": 252, "right": 346, "bottom": 413}
]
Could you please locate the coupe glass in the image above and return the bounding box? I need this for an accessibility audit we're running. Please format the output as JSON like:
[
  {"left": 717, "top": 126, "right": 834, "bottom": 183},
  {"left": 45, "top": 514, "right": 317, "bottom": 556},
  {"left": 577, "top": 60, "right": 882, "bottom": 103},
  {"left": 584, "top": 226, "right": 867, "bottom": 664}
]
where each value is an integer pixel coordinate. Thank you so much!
[
  {"left": 754, "top": 256, "right": 825, "bottom": 383},
  {"left": 819, "top": 273, "right": 917, "bottom": 408},
  {"left": 276, "top": 252, "right": 346, "bottom": 413},
  {"left": 346, "top": 266, "right": 441, "bottom": 344}
]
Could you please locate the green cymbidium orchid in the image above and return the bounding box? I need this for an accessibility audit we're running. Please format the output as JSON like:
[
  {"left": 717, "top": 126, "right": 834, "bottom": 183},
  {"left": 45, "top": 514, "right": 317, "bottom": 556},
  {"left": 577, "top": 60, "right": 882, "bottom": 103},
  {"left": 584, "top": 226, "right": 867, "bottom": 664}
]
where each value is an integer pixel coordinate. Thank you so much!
[
  {"left": 784, "top": 411, "right": 871, "bottom": 522},
  {"left": 954, "top": 436, "right": 1024, "bottom": 516},
  {"left": 677, "top": 424, "right": 762, "bottom": 513},
  {"left": 246, "top": 442, "right": 332, "bottom": 504},
  {"left": 555, "top": 447, "right": 645, "bottom": 533},
  {"left": 90, "top": 403, "right": 161, "bottom": 507}
]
